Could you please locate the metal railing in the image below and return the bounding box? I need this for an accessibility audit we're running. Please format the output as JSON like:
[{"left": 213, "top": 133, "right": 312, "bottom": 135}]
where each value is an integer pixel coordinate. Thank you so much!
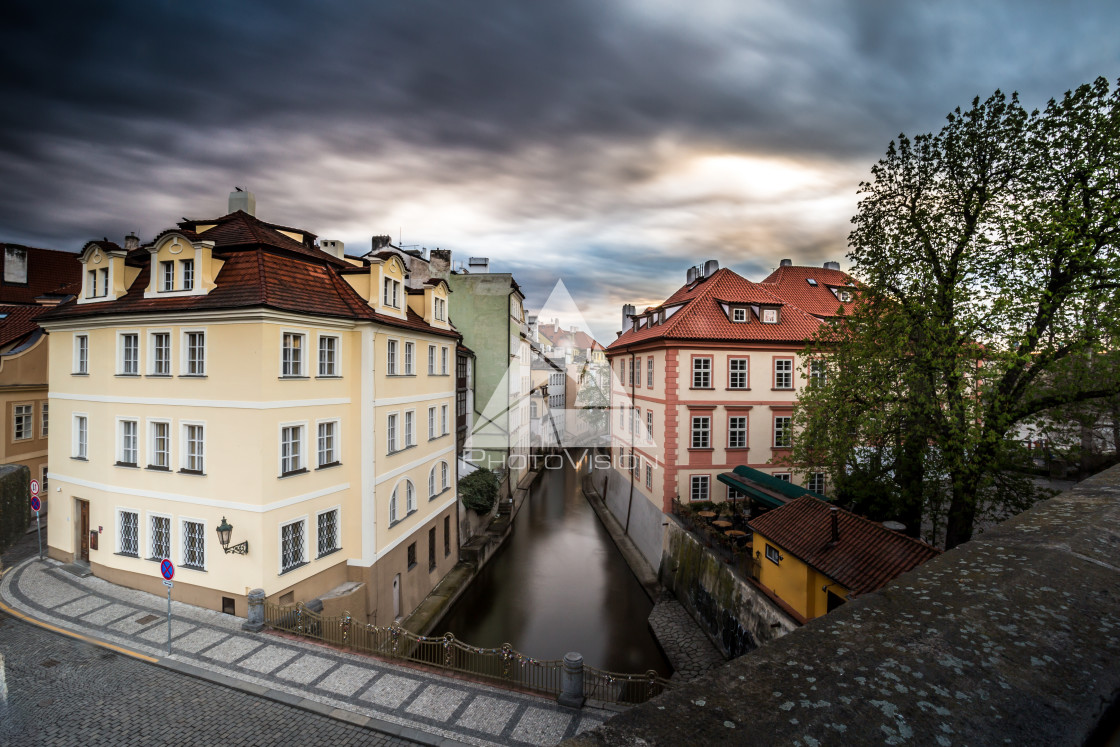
[
  {"left": 670, "top": 498, "right": 760, "bottom": 582},
  {"left": 263, "top": 602, "right": 671, "bottom": 705}
]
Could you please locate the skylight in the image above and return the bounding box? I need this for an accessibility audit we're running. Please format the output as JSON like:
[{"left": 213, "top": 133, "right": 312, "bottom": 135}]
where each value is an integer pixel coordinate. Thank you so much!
[{"left": 807, "top": 278, "right": 818, "bottom": 286}]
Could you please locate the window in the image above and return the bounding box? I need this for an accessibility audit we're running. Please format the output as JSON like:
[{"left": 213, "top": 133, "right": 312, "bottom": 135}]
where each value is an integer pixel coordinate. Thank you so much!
[
  {"left": 690, "top": 475, "right": 709, "bottom": 502},
  {"left": 429, "top": 526, "right": 437, "bottom": 571},
  {"left": 119, "top": 420, "right": 138, "bottom": 466},
  {"left": 728, "top": 416, "right": 747, "bottom": 449},
  {"left": 839, "top": 289, "right": 853, "bottom": 303},
  {"left": 74, "top": 334, "right": 88, "bottom": 374},
  {"left": 386, "top": 339, "right": 398, "bottom": 375},
  {"left": 318, "top": 336, "right": 338, "bottom": 376},
  {"left": 404, "top": 342, "right": 415, "bottom": 375},
  {"left": 732, "top": 307, "right": 747, "bottom": 322},
  {"left": 407, "top": 541, "right": 417, "bottom": 569},
  {"left": 646, "top": 464, "right": 653, "bottom": 489},
  {"left": 434, "top": 297, "right": 446, "bottom": 321},
  {"left": 428, "top": 406, "right": 437, "bottom": 440},
  {"left": 149, "top": 514, "right": 170, "bottom": 560},
  {"left": 774, "top": 416, "right": 792, "bottom": 448},
  {"left": 441, "top": 404, "right": 449, "bottom": 435},
  {"left": 183, "top": 424, "right": 205, "bottom": 472},
  {"left": 74, "top": 415, "right": 88, "bottom": 458},
  {"left": 428, "top": 344, "right": 437, "bottom": 375},
  {"left": 774, "top": 358, "right": 793, "bottom": 389},
  {"left": 729, "top": 358, "right": 748, "bottom": 389},
  {"left": 441, "top": 346, "right": 449, "bottom": 375},
  {"left": 281, "top": 425, "right": 303, "bottom": 474},
  {"left": 647, "top": 358, "right": 654, "bottom": 387},
  {"left": 406, "top": 480, "right": 416, "bottom": 513},
  {"left": 160, "top": 261, "right": 174, "bottom": 291},
  {"left": 692, "top": 357, "right": 712, "bottom": 388},
  {"left": 441, "top": 461, "right": 449, "bottom": 491},
  {"left": 808, "top": 472, "right": 826, "bottom": 494},
  {"left": 282, "top": 333, "right": 304, "bottom": 377},
  {"left": 180, "top": 259, "right": 194, "bottom": 290},
  {"left": 404, "top": 411, "right": 414, "bottom": 447},
  {"left": 99, "top": 268, "right": 109, "bottom": 296},
  {"left": 774, "top": 472, "right": 791, "bottom": 482},
  {"left": 765, "top": 544, "right": 782, "bottom": 565},
  {"left": 690, "top": 415, "right": 710, "bottom": 449},
  {"left": 429, "top": 465, "right": 438, "bottom": 498},
  {"left": 810, "top": 359, "right": 827, "bottom": 388},
  {"left": 150, "top": 421, "right": 170, "bottom": 469},
  {"left": 185, "top": 331, "right": 205, "bottom": 375},
  {"left": 182, "top": 519, "right": 205, "bottom": 570},
  {"left": 13, "top": 404, "right": 32, "bottom": 440},
  {"left": 383, "top": 277, "right": 400, "bottom": 308},
  {"left": 317, "top": 421, "right": 337, "bottom": 467},
  {"left": 317, "top": 509, "right": 340, "bottom": 557},
  {"left": 280, "top": 519, "right": 306, "bottom": 573},
  {"left": 646, "top": 411, "right": 653, "bottom": 439},
  {"left": 444, "top": 515, "right": 451, "bottom": 556},
  {"left": 387, "top": 413, "right": 398, "bottom": 453},
  {"left": 390, "top": 486, "right": 399, "bottom": 523},
  {"left": 762, "top": 308, "right": 778, "bottom": 324},
  {"left": 40, "top": 402, "right": 48, "bottom": 437},
  {"left": 152, "top": 332, "right": 171, "bottom": 375},
  {"left": 121, "top": 333, "right": 139, "bottom": 375},
  {"left": 118, "top": 510, "right": 139, "bottom": 557}
]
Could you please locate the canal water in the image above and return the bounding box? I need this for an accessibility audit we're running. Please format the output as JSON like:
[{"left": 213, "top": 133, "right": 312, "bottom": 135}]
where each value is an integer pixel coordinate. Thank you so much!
[{"left": 437, "top": 452, "right": 672, "bottom": 676}]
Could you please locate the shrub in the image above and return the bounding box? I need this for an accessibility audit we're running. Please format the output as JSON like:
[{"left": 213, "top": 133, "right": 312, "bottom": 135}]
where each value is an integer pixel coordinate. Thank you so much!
[
  {"left": 459, "top": 468, "right": 499, "bottom": 514},
  {"left": 0, "top": 465, "right": 31, "bottom": 555}
]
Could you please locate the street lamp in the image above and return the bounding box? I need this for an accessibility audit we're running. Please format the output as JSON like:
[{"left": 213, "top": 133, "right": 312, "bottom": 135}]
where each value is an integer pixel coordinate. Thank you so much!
[{"left": 216, "top": 516, "right": 248, "bottom": 555}]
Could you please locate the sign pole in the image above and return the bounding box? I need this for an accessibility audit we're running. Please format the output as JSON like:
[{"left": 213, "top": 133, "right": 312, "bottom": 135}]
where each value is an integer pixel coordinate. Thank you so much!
[
  {"left": 159, "top": 558, "right": 175, "bottom": 657},
  {"left": 36, "top": 510, "right": 42, "bottom": 560},
  {"left": 29, "top": 481, "right": 42, "bottom": 561},
  {"left": 167, "top": 586, "right": 172, "bottom": 656}
]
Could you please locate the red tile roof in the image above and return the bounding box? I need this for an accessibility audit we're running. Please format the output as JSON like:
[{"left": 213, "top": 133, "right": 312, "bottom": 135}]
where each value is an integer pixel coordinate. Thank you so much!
[
  {"left": 37, "top": 212, "right": 459, "bottom": 339},
  {"left": 748, "top": 496, "right": 940, "bottom": 596},
  {"left": 608, "top": 267, "right": 825, "bottom": 349},
  {"left": 538, "top": 324, "right": 604, "bottom": 352},
  {"left": 0, "top": 244, "right": 83, "bottom": 304},
  {"left": 0, "top": 304, "right": 49, "bottom": 348},
  {"left": 760, "top": 265, "right": 858, "bottom": 319}
]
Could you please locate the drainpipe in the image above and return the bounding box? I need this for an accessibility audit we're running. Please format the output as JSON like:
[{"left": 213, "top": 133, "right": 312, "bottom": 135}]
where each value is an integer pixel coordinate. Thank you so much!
[{"left": 625, "top": 350, "right": 636, "bottom": 533}]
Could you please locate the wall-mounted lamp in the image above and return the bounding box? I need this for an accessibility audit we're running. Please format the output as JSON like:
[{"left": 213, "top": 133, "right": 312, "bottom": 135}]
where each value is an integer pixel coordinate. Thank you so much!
[{"left": 216, "top": 517, "right": 248, "bottom": 555}]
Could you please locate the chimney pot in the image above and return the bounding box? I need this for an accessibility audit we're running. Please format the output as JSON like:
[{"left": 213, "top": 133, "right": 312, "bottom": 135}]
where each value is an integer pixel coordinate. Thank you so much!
[
  {"left": 124, "top": 232, "right": 140, "bottom": 252},
  {"left": 823, "top": 261, "right": 841, "bottom": 271},
  {"left": 228, "top": 188, "right": 256, "bottom": 216},
  {"left": 830, "top": 505, "right": 840, "bottom": 543},
  {"left": 780, "top": 258, "right": 793, "bottom": 267}
]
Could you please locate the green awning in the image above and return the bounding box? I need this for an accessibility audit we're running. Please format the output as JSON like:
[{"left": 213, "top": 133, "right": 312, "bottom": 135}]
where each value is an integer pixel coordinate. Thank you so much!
[{"left": 717, "top": 465, "right": 829, "bottom": 510}]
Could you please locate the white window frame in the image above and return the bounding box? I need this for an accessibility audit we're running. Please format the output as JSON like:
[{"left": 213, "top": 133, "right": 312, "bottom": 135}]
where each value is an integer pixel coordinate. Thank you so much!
[
  {"left": 428, "top": 406, "right": 437, "bottom": 440},
  {"left": 181, "top": 421, "right": 206, "bottom": 473},
  {"left": 386, "top": 338, "right": 399, "bottom": 376},
  {"left": 73, "top": 413, "right": 88, "bottom": 459},
  {"left": 389, "top": 485, "right": 400, "bottom": 524},
  {"left": 117, "top": 417, "right": 140, "bottom": 466},
  {"left": 732, "top": 307, "right": 747, "bottom": 323},
  {"left": 316, "top": 506, "right": 341, "bottom": 558},
  {"left": 441, "top": 346, "right": 449, "bottom": 375},
  {"left": 441, "top": 460, "right": 449, "bottom": 491},
  {"left": 646, "top": 411, "right": 653, "bottom": 439},
  {"left": 116, "top": 508, "right": 140, "bottom": 558},
  {"left": 728, "top": 415, "right": 747, "bottom": 449},
  {"left": 647, "top": 357, "right": 654, "bottom": 387},
  {"left": 773, "top": 416, "right": 792, "bottom": 448},
  {"left": 809, "top": 359, "right": 827, "bottom": 388},
  {"left": 279, "top": 421, "right": 307, "bottom": 476},
  {"left": 428, "top": 465, "right": 438, "bottom": 498},
  {"left": 13, "top": 403, "right": 33, "bottom": 441},
  {"left": 404, "top": 409, "right": 415, "bottom": 447},
  {"left": 808, "top": 472, "right": 826, "bottom": 494},
  {"left": 281, "top": 331, "right": 306, "bottom": 377},
  {"left": 180, "top": 258, "right": 194, "bottom": 291},
  {"left": 160, "top": 260, "right": 175, "bottom": 292},
  {"left": 692, "top": 357, "right": 712, "bottom": 389},
  {"left": 387, "top": 412, "right": 399, "bottom": 453},
  {"left": 181, "top": 329, "right": 207, "bottom": 376},
  {"left": 405, "top": 479, "right": 416, "bottom": 514},
  {"left": 646, "top": 464, "right": 653, "bottom": 489},
  {"left": 317, "top": 334, "right": 340, "bottom": 377},
  {"left": 279, "top": 516, "right": 309, "bottom": 574},
  {"left": 765, "top": 544, "right": 782, "bottom": 565},
  {"left": 180, "top": 516, "right": 207, "bottom": 571},
  {"left": 774, "top": 358, "right": 793, "bottom": 390},
  {"left": 148, "top": 511, "right": 172, "bottom": 560},
  {"left": 440, "top": 404, "right": 449, "bottom": 435},
  {"left": 773, "top": 472, "right": 792, "bottom": 482},
  {"left": 729, "top": 357, "right": 749, "bottom": 389},
  {"left": 427, "top": 344, "right": 436, "bottom": 375},
  {"left": 118, "top": 331, "right": 140, "bottom": 376},
  {"left": 690, "top": 475, "right": 709, "bottom": 502},
  {"left": 40, "top": 401, "right": 48, "bottom": 437},
  {"left": 316, "top": 419, "right": 339, "bottom": 467},
  {"left": 690, "top": 415, "right": 710, "bottom": 449},
  {"left": 149, "top": 330, "right": 172, "bottom": 376},
  {"left": 404, "top": 341, "right": 415, "bottom": 375},
  {"left": 762, "top": 308, "right": 779, "bottom": 324},
  {"left": 73, "top": 334, "right": 89, "bottom": 374},
  {"left": 148, "top": 419, "right": 171, "bottom": 470}
]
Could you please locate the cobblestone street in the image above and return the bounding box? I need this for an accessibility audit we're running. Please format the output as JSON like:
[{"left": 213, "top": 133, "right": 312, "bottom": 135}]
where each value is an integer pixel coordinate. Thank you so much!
[{"left": 0, "top": 609, "right": 417, "bottom": 747}]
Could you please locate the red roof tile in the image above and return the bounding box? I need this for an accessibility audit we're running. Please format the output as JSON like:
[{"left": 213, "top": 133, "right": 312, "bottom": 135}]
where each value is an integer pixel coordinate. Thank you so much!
[
  {"left": 0, "top": 244, "right": 83, "bottom": 304},
  {"left": 748, "top": 496, "right": 940, "bottom": 596},
  {"left": 760, "top": 265, "right": 858, "bottom": 318},
  {"left": 608, "top": 267, "right": 825, "bottom": 349},
  {"left": 0, "top": 304, "right": 49, "bottom": 348}
]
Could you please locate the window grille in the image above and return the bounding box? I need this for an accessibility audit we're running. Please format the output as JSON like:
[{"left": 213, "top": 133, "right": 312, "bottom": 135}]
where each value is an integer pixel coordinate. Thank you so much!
[
  {"left": 119, "top": 511, "right": 139, "bottom": 557},
  {"left": 317, "top": 510, "right": 339, "bottom": 556},
  {"left": 281, "top": 520, "right": 306, "bottom": 573},
  {"left": 150, "top": 515, "right": 170, "bottom": 559},
  {"left": 182, "top": 520, "right": 205, "bottom": 569}
]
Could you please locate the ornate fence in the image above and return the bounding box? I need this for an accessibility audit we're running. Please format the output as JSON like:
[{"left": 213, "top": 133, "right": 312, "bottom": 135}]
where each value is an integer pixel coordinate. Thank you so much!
[{"left": 264, "top": 602, "right": 671, "bottom": 705}]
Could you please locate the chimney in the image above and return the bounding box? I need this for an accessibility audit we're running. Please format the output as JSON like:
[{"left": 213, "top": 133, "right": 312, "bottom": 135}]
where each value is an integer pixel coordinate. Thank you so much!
[
  {"left": 429, "top": 249, "right": 451, "bottom": 276},
  {"left": 468, "top": 257, "right": 490, "bottom": 273},
  {"left": 823, "top": 261, "right": 841, "bottom": 271},
  {"left": 371, "top": 235, "right": 392, "bottom": 251},
  {"left": 319, "top": 239, "right": 345, "bottom": 259},
  {"left": 621, "top": 304, "right": 636, "bottom": 333},
  {"left": 830, "top": 506, "right": 840, "bottom": 543},
  {"left": 780, "top": 258, "right": 793, "bottom": 267},
  {"left": 228, "top": 187, "right": 256, "bottom": 216},
  {"left": 703, "top": 259, "right": 719, "bottom": 277},
  {"left": 124, "top": 232, "right": 140, "bottom": 252},
  {"left": 686, "top": 266, "right": 699, "bottom": 284}
]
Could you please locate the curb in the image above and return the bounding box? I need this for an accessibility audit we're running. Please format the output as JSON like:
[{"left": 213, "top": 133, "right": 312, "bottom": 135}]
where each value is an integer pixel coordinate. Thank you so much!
[{"left": 0, "top": 558, "right": 469, "bottom": 747}]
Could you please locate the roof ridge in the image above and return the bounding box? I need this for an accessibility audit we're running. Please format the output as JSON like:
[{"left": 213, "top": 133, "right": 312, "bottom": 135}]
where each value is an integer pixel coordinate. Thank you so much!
[
  {"left": 654, "top": 266, "right": 732, "bottom": 337},
  {"left": 255, "top": 247, "right": 269, "bottom": 306}
]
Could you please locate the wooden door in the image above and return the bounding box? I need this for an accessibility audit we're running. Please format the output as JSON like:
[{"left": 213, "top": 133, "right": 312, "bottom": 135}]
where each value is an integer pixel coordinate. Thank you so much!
[{"left": 78, "top": 499, "right": 90, "bottom": 562}]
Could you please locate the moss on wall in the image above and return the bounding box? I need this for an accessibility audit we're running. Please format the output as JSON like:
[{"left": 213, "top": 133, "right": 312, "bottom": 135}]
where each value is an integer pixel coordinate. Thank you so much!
[{"left": 0, "top": 464, "right": 31, "bottom": 555}]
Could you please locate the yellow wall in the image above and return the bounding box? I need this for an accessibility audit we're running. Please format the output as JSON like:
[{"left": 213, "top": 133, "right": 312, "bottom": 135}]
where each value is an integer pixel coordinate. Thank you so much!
[{"left": 754, "top": 533, "right": 848, "bottom": 620}]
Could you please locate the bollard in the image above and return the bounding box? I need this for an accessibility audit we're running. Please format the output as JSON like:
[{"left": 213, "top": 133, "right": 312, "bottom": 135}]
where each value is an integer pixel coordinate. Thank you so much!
[
  {"left": 558, "top": 651, "right": 586, "bottom": 708},
  {"left": 242, "top": 588, "right": 266, "bottom": 632}
]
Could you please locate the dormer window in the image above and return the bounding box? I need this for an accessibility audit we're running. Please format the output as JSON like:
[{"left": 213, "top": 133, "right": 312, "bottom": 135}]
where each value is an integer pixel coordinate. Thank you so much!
[
  {"left": 732, "top": 308, "right": 747, "bottom": 323},
  {"left": 87, "top": 268, "right": 109, "bottom": 298},
  {"left": 839, "top": 289, "right": 852, "bottom": 303},
  {"left": 160, "top": 261, "right": 174, "bottom": 291},
  {"left": 383, "top": 277, "right": 401, "bottom": 308},
  {"left": 761, "top": 308, "right": 779, "bottom": 324},
  {"left": 181, "top": 259, "right": 194, "bottom": 290},
  {"left": 434, "top": 297, "right": 446, "bottom": 321}
]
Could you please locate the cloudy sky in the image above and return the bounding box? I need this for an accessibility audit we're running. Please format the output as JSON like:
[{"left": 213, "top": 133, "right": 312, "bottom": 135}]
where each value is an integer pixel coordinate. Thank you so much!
[{"left": 2, "top": 1, "right": 1118, "bottom": 340}]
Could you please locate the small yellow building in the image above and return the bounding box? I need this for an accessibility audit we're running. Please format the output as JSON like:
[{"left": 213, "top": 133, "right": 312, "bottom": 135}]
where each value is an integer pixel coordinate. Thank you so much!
[
  {"left": 748, "top": 496, "right": 940, "bottom": 620},
  {"left": 39, "top": 195, "right": 461, "bottom": 625}
]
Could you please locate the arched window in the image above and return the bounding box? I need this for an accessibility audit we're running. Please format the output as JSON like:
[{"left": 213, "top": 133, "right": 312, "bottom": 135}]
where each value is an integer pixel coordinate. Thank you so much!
[
  {"left": 441, "top": 461, "right": 449, "bottom": 490},
  {"left": 405, "top": 480, "right": 416, "bottom": 513},
  {"left": 389, "top": 486, "right": 399, "bottom": 523},
  {"left": 428, "top": 466, "right": 437, "bottom": 498}
]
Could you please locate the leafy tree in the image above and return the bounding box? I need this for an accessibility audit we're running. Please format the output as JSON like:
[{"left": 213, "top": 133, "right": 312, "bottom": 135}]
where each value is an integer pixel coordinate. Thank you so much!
[
  {"left": 459, "top": 467, "right": 500, "bottom": 514},
  {"left": 793, "top": 78, "right": 1120, "bottom": 549}
]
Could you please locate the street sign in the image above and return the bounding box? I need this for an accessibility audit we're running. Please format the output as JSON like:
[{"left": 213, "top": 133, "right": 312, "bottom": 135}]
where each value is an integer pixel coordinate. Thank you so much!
[
  {"left": 30, "top": 478, "right": 39, "bottom": 497},
  {"left": 30, "top": 495, "right": 41, "bottom": 512},
  {"left": 163, "top": 580, "right": 174, "bottom": 588},
  {"left": 160, "top": 558, "right": 175, "bottom": 580}
]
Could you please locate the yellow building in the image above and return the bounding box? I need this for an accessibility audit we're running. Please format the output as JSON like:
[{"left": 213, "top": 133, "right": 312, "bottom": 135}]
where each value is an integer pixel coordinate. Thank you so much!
[
  {"left": 748, "top": 496, "right": 939, "bottom": 620},
  {"left": 39, "top": 195, "right": 461, "bottom": 625}
]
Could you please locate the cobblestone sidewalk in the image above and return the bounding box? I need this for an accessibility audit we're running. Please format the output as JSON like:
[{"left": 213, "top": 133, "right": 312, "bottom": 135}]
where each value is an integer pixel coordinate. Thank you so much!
[
  {"left": 648, "top": 596, "right": 726, "bottom": 682},
  {"left": 1, "top": 558, "right": 613, "bottom": 747}
]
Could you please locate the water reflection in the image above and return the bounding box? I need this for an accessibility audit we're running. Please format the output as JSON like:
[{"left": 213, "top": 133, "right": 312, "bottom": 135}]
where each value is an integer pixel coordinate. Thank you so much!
[{"left": 438, "top": 452, "right": 671, "bottom": 676}]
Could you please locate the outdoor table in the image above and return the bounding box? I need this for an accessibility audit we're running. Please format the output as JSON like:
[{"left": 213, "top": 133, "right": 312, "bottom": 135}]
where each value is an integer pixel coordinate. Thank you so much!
[
  {"left": 712, "top": 520, "right": 732, "bottom": 528},
  {"left": 725, "top": 529, "right": 748, "bottom": 537},
  {"left": 697, "top": 511, "right": 717, "bottom": 519}
]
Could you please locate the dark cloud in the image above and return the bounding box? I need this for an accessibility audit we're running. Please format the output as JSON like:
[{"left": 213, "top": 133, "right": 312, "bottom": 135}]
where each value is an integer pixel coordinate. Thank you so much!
[{"left": 1, "top": 0, "right": 1118, "bottom": 333}]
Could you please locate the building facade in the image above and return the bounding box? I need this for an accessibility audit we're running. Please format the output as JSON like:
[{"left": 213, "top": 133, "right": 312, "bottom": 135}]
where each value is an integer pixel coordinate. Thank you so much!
[{"left": 40, "top": 197, "right": 460, "bottom": 624}]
